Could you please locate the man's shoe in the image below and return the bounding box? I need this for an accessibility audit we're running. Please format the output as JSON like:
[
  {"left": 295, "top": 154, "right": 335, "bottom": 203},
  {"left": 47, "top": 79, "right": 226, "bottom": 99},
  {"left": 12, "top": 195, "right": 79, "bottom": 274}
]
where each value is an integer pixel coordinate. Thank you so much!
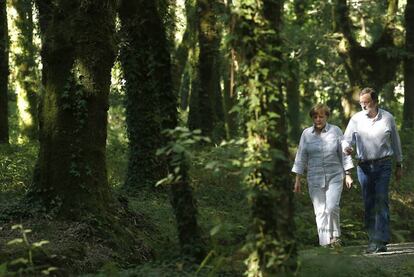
[
  {"left": 365, "top": 242, "right": 377, "bottom": 254},
  {"left": 373, "top": 243, "right": 387, "bottom": 253}
]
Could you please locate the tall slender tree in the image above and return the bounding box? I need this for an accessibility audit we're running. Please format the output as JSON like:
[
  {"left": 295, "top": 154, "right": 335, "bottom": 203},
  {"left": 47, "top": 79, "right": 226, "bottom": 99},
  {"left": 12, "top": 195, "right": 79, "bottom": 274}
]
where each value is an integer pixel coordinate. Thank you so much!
[
  {"left": 174, "top": 0, "right": 197, "bottom": 110},
  {"left": 236, "top": 0, "right": 296, "bottom": 275},
  {"left": 286, "top": 0, "right": 308, "bottom": 143},
  {"left": 188, "top": 0, "right": 224, "bottom": 140},
  {"left": 118, "top": 0, "right": 165, "bottom": 191},
  {"left": 0, "top": 0, "right": 9, "bottom": 144},
  {"left": 11, "top": 0, "right": 38, "bottom": 140},
  {"left": 404, "top": 0, "right": 414, "bottom": 129},
  {"left": 222, "top": 0, "right": 238, "bottom": 139},
  {"left": 119, "top": 0, "right": 204, "bottom": 260},
  {"left": 31, "top": 0, "right": 118, "bottom": 219}
]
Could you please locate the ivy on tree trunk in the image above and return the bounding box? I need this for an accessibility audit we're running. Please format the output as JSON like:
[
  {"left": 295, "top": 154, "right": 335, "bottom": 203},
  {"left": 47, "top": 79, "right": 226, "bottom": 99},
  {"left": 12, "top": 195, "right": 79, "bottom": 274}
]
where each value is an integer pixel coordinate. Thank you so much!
[
  {"left": 119, "top": 0, "right": 166, "bottom": 191},
  {"left": 31, "top": 0, "right": 117, "bottom": 219},
  {"left": 189, "top": 0, "right": 224, "bottom": 141},
  {"left": 236, "top": 0, "right": 297, "bottom": 275}
]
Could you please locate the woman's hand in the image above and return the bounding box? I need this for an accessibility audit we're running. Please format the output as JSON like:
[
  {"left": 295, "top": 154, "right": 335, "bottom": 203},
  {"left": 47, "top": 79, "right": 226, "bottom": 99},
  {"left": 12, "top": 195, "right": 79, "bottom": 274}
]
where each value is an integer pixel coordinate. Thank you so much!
[
  {"left": 345, "top": 175, "right": 353, "bottom": 189},
  {"left": 293, "top": 177, "right": 302, "bottom": 193}
]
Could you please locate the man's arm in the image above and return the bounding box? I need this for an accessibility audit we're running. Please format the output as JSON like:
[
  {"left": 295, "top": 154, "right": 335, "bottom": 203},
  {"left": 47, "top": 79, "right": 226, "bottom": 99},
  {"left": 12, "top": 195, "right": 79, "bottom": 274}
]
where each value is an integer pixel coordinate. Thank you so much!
[
  {"left": 390, "top": 116, "right": 403, "bottom": 182},
  {"left": 342, "top": 117, "right": 356, "bottom": 155},
  {"left": 390, "top": 116, "right": 403, "bottom": 163}
]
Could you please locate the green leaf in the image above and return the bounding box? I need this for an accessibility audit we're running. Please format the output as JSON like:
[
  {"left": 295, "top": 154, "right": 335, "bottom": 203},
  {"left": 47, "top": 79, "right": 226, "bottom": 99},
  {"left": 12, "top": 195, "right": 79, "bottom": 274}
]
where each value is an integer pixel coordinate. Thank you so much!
[
  {"left": 172, "top": 144, "right": 185, "bottom": 154},
  {"left": 7, "top": 238, "right": 23, "bottom": 245},
  {"left": 33, "top": 240, "right": 50, "bottom": 247},
  {"left": 11, "top": 224, "right": 22, "bottom": 230},
  {"left": 41, "top": 267, "right": 59, "bottom": 275},
  {"left": 9, "top": 258, "right": 28, "bottom": 265},
  {"left": 210, "top": 225, "right": 221, "bottom": 236},
  {"left": 0, "top": 263, "right": 7, "bottom": 275}
]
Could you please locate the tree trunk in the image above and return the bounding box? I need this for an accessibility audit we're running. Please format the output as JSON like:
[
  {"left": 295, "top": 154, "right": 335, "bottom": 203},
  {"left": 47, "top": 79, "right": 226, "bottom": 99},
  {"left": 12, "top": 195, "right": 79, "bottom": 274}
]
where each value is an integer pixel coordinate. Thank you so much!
[
  {"left": 286, "top": 0, "right": 307, "bottom": 143},
  {"left": 179, "top": 65, "right": 191, "bottom": 110},
  {"left": 119, "top": 0, "right": 171, "bottom": 191},
  {"left": 222, "top": 0, "right": 238, "bottom": 139},
  {"left": 0, "top": 0, "right": 9, "bottom": 144},
  {"left": 334, "top": 0, "right": 400, "bottom": 117},
  {"left": 31, "top": 0, "right": 117, "bottom": 219},
  {"left": 404, "top": 0, "right": 414, "bottom": 129},
  {"left": 168, "top": 157, "right": 205, "bottom": 261},
  {"left": 11, "top": 0, "right": 39, "bottom": 141},
  {"left": 119, "top": 0, "right": 204, "bottom": 260},
  {"left": 286, "top": 62, "right": 301, "bottom": 142},
  {"left": 189, "top": 0, "right": 224, "bottom": 140},
  {"left": 173, "top": 0, "right": 197, "bottom": 110},
  {"left": 237, "top": 0, "right": 297, "bottom": 275}
]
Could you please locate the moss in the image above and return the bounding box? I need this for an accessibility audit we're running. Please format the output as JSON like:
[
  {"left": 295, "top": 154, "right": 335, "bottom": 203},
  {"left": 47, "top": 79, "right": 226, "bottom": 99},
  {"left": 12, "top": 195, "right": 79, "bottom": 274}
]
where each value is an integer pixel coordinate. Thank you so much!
[{"left": 119, "top": 0, "right": 175, "bottom": 191}]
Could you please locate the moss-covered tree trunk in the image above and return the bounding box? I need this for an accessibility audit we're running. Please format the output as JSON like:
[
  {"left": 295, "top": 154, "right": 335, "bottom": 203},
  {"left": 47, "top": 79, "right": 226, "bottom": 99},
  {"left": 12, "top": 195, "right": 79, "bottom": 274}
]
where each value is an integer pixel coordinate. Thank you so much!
[
  {"left": 404, "top": 0, "right": 414, "bottom": 129},
  {"left": 168, "top": 154, "right": 205, "bottom": 261},
  {"left": 118, "top": 0, "right": 166, "bottom": 191},
  {"left": 0, "top": 0, "right": 9, "bottom": 144},
  {"left": 150, "top": 1, "right": 206, "bottom": 261},
  {"left": 31, "top": 0, "right": 117, "bottom": 219},
  {"left": 334, "top": 0, "right": 400, "bottom": 118},
  {"left": 11, "top": 0, "right": 38, "bottom": 141},
  {"left": 119, "top": 0, "right": 204, "bottom": 260},
  {"left": 236, "top": 0, "right": 297, "bottom": 275},
  {"left": 189, "top": 0, "right": 224, "bottom": 140}
]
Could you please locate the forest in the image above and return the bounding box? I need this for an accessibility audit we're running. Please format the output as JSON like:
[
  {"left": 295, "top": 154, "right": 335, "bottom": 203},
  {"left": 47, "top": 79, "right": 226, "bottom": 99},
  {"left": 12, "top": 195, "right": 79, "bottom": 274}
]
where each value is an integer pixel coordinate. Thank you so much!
[{"left": 0, "top": 0, "right": 413, "bottom": 276}]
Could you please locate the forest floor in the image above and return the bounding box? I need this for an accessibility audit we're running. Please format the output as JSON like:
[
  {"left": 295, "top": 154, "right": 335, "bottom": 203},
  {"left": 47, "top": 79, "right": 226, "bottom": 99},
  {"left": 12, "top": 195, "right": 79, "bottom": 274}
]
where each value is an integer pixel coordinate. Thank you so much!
[
  {"left": 299, "top": 243, "right": 414, "bottom": 276},
  {"left": 1, "top": 142, "right": 414, "bottom": 276}
]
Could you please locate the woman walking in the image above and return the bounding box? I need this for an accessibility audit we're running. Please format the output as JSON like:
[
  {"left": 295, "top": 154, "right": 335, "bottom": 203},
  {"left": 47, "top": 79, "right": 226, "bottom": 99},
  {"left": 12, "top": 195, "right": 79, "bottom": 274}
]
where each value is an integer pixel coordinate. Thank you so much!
[{"left": 292, "top": 104, "right": 354, "bottom": 246}]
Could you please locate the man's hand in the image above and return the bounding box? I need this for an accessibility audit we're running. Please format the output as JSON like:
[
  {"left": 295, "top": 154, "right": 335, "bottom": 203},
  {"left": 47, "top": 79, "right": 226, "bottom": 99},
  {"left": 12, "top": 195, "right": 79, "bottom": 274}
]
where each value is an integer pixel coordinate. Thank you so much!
[
  {"left": 293, "top": 178, "right": 301, "bottom": 193},
  {"left": 344, "top": 146, "right": 354, "bottom": 155},
  {"left": 395, "top": 167, "right": 403, "bottom": 183},
  {"left": 345, "top": 175, "right": 353, "bottom": 189}
]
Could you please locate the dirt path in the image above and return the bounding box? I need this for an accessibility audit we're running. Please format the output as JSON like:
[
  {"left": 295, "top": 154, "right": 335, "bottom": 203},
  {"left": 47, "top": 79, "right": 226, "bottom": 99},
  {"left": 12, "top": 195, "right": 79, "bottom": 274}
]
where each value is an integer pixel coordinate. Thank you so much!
[
  {"left": 364, "top": 242, "right": 414, "bottom": 256},
  {"left": 299, "top": 243, "right": 414, "bottom": 276}
]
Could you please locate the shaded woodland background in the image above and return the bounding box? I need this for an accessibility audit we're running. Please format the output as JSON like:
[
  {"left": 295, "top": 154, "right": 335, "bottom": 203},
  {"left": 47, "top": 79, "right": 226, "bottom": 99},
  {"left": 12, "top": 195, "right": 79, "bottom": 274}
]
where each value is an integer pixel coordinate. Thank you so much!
[{"left": 0, "top": 0, "right": 413, "bottom": 276}]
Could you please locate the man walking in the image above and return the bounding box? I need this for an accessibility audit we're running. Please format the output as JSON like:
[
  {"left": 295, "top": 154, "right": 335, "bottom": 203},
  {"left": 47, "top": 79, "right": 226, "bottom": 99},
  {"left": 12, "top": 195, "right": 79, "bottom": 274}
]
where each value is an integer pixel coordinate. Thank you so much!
[{"left": 342, "top": 87, "right": 403, "bottom": 253}]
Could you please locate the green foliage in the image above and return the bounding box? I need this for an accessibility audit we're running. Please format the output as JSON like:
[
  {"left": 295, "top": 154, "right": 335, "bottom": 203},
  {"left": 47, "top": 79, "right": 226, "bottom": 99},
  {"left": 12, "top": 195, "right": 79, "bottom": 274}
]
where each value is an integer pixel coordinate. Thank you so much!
[
  {"left": 107, "top": 63, "right": 128, "bottom": 188},
  {"left": 0, "top": 142, "right": 37, "bottom": 194},
  {"left": 156, "top": 127, "right": 210, "bottom": 187},
  {"left": 1, "top": 224, "right": 57, "bottom": 276},
  {"left": 9, "top": 0, "right": 40, "bottom": 141},
  {"left": 234, "top": 1, "right": 297, "bottom": 275},
  {"left": 119, "top": 0, "right": 174, "bottom": 190}
]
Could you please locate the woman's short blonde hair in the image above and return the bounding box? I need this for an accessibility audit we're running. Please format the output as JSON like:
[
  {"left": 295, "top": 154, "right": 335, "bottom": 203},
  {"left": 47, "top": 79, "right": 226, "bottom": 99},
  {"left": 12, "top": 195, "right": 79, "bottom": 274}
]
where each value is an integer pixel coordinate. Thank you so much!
[{"left": 309, "top": 103, "right": 330, "bottom": 118}]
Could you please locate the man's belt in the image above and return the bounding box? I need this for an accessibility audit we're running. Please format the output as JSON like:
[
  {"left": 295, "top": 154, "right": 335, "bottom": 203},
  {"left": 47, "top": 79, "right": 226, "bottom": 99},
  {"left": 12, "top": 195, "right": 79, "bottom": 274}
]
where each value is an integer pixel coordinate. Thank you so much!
[{"left": 358, "top": 156, "right": 391, "bottom": 165}]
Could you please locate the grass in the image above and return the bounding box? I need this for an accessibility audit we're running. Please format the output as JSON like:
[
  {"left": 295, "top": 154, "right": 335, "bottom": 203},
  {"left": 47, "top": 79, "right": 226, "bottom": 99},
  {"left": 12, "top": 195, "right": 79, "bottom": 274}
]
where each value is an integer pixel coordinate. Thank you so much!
[{"left": 1, "top": 117, "right": 413, "bottom": 275}]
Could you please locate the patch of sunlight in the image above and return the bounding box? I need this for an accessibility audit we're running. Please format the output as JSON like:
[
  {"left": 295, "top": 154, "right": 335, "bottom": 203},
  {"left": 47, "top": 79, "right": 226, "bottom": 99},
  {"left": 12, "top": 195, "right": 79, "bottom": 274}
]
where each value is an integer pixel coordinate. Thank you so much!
[
  {"left": 390, "top": 191, "right": 414, "bottom": 208},
  {"left": 245, "top": 251, "right": 261, "bottom": 277},
  {"left": 174, "top": 0, "right": 187, "bottom": 46},
  {"left": 338, "top": 38, "right": 348, "bottom": 53},
  {"left": 16, "top": 85, "right": 33, "bottom": 144}
]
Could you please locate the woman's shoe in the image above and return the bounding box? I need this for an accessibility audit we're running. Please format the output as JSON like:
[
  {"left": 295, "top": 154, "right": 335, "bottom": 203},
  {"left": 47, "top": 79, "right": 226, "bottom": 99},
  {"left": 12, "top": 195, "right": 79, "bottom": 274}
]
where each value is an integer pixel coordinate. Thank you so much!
[{"left": 329, "top": 238, "right": 342, "bottom": 248}]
